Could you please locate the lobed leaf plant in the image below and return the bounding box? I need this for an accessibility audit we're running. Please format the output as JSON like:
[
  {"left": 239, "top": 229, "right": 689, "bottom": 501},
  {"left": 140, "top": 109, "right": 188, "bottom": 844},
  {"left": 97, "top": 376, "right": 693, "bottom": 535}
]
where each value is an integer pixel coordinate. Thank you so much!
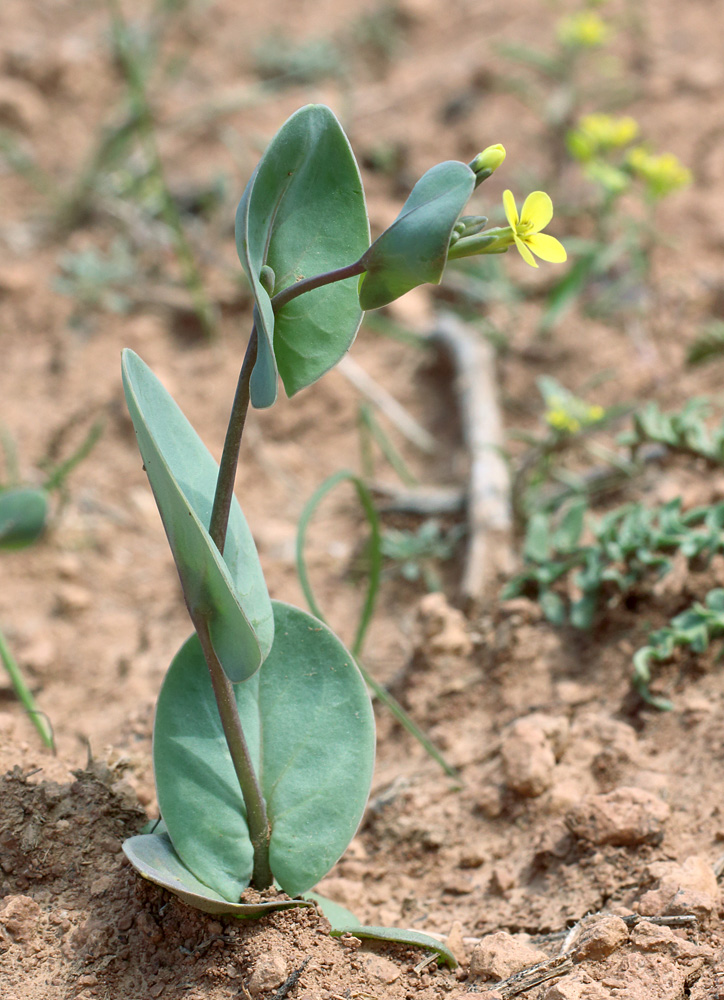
[{"left": 121, "top": 105, "right": 565, "bottom": 945}]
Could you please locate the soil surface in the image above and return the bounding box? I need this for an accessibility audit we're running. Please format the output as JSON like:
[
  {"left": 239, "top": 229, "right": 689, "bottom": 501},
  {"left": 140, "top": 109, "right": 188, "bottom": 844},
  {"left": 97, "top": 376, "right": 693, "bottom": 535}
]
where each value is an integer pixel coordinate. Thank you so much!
[{"left": 3, "top": 1, "right": 724, "bottom": 998}]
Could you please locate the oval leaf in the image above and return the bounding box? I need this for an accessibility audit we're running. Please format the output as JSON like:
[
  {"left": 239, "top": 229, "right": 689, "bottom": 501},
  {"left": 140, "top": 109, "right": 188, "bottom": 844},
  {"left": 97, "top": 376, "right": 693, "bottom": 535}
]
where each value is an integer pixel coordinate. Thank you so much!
[
  {"left": 0, "top": 488, "right": 48, "bottom": 549},
  {"left": 236, "top": 105, "right": 369, "bottom": 406},
  {"left": 123, "top": 833, "right": 313, "bottom": 917},
  {"left": 154, "top": 601, "right": 375, "bottom": 901},
  {"left": 358, "top": 160, "right": 475, "bottom": 310},
  {"left": 122, "top": 349, "right": 273, "bottom": 681}
]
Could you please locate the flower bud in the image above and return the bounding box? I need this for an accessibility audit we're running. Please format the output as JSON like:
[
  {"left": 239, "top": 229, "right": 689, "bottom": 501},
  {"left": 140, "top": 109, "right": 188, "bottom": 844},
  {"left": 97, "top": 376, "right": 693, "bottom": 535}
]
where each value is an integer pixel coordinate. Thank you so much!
[{"left": 469, "top": 144, "right": 506, "bottom": 186}]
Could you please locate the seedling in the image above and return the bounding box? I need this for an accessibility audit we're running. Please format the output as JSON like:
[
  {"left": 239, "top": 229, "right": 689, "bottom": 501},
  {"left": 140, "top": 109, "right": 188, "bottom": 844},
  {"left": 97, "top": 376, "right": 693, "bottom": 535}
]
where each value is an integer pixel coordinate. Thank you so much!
[
  {"left": 121, "top": 104, "right": 564, "bottom": 936},
  {"left": 0, "top": 418, "right": 103, "bottom": 750}
]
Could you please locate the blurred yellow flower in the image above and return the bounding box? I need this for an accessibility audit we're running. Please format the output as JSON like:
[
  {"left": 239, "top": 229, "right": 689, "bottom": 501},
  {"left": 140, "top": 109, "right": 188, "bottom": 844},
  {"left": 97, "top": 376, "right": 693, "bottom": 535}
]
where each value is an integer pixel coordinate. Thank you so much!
[
  {"left": 502, "top": 190, "right": 567, "bottom": 268},
  {"left": 568, "top": 113, "right": 640, "bottom": 161},
  {"left": 546, "top": 402, "right": 604, "bottom": 435},
  {"left": 557, "top": 11, "right": 612, "bottom": 48},
  {"left": 627, "top": 147, "right": 692, "bottom": 198}
]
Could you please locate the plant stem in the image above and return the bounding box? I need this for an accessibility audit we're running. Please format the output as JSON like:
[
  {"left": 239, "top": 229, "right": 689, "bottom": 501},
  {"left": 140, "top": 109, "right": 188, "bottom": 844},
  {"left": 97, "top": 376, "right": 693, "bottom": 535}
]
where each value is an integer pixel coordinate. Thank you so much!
[
  {"left": 202, "top": 260, "right": 365, "bottom": 889},
  {"left": 194, "top": 616, "right": 272, "bottom": 888},
  {"left": 209, "top": 327, "right": 258, "bottom": 553},
  {"left": 270, "top": 259, "right": 366, "bottom": 313}
]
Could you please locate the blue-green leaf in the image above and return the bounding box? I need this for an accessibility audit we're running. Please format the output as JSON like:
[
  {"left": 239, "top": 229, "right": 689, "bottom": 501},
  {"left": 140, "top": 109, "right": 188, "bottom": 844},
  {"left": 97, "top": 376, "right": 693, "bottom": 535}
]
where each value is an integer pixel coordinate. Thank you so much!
[
  {"left": 123, "top": 833, "right": 313, "bottom": 917},
  {"left": 236, "top": 105, "right": 369, "bottom": 406},
  {"left": 122, "top": 350, "right": 273, "bottom": 681},
  {"left": 154, "top": 602, "right": 375, "bottom": 901},
  {"left": 0, "top": 488, "right": 48, "bottom": 549},
  {"left": 358, "top": 160, "right": 475, "bottom": 310},
  {"left": 309, "top": 893, "right": 458, "bottom": 967}
]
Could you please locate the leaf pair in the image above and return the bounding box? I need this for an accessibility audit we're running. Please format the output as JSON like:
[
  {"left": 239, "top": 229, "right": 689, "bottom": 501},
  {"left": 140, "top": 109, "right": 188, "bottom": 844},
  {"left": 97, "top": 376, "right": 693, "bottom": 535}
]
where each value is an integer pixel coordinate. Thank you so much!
[
  {"left": 236, "top": 105, "right": 478, "bottom": 406},
  {"left": 125, "top": 601, "right": 375, "bottom": 904},
  {"left": 122, "top": 353, "right": 375, "bottom": 907}
]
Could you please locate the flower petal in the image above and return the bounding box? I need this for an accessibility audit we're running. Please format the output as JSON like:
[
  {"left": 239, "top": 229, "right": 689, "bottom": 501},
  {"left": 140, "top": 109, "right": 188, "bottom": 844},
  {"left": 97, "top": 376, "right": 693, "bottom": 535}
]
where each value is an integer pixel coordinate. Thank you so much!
[
  {"left": 526, "top": 232, "right": 568, "bottom": 263},
  {"left": 520, "top": 191, "right": 553, "bottom": 233},
  {"left": 503, "top": 189, "right": 519, "bottom": 228},
  {"left": 513, "top": 234, "right": 537, "bottom": 267}
]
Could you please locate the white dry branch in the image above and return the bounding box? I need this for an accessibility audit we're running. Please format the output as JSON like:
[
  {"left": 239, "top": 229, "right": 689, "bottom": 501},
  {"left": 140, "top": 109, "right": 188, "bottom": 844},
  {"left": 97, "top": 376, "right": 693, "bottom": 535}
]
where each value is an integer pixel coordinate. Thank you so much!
[{"left": 429, "top": 312, "right": 512, "bottom": 603}]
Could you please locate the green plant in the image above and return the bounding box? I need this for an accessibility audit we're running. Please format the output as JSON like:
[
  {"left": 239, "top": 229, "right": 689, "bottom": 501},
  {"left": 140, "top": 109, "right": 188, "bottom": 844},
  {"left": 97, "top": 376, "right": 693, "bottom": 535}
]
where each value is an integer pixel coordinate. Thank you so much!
[
  {"left": 509, "top": 375, "right": 617, "bottom": 522},
  {"left": 620, "top": 399, "right": 724, "bottom": 465},
  {"left": 382, "top": 519, "right": 465, "bottom": 592},
  {"left": 634, "top": 589, "right": 724, "bottom": 709},
  {"left": 121, "top": 103, "right": 564, "bottom": 938},
  {"left": 54, "top": 239, "right": 139, "bottom": 325},
  {"left": 504, "top": 495, "right": 724, "bottom": 702},
  {"left": 0, "top": 418, "right": 103, "bottom": 750}
]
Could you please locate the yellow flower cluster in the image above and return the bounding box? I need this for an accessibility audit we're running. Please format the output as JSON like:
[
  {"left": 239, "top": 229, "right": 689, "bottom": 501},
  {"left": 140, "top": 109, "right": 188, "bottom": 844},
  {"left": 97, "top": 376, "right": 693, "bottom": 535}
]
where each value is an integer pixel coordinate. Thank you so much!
[
  {"left": 568, "top": 113, "right": 640, "bottom": 162},
  {"left": 546, "top": 401, "right": 604, "bottom": 435},
  {"left": 627, "top": 148, "right": 692, "bottom": 199},
  {"left": 556, "top": 11, "right": 611, "bottom": 48}
]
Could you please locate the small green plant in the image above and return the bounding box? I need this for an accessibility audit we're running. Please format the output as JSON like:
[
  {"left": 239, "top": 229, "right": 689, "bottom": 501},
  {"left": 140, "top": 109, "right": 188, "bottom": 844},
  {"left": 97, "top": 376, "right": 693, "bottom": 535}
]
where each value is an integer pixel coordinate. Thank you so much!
[
  {"left": 504, "top": 495, "right": 724, "bottom": 704},
  {"left": 121, "top": 104, "right": 565, "bottom": 939},
  {"left": 505, "top": 497, "right": 724, "bottom": 626},
  {"left": 0, "top": 419, "right": 103, "bottom": 750},
  {"left": 634, "top": 589, "right": 724, "bottom": 709},
  {"left": 509, "top": 375, "right": 616, "bottom": 522},
  {"left": 382, "top": 520, "right": 465, "bottom": 592},
  {"left": 54, "top": 239, "right": 139, "bottom": 326}
]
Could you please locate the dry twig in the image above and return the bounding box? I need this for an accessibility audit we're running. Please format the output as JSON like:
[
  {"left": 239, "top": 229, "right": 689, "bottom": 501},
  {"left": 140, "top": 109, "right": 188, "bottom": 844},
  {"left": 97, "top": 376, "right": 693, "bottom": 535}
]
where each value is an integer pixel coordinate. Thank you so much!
[{"left": 429, "top": 313, "right": 512, "bottom": 603}]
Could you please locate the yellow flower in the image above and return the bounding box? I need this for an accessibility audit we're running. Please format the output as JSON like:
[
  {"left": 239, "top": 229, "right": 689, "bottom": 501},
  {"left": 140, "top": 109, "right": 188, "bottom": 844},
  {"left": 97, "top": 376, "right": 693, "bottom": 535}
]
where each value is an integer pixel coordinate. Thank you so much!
[
  {"left": 627, "top": 147, "right": 692, "bottom": 198},
  {"left": 557, "top": 11, "right": 611, "bottom": 48},
  {"left": 568, "top": 113, "right": 639, "bottom": 161},
  {"left": 502, "top": 190, "right": 567, "bottom": 268}
]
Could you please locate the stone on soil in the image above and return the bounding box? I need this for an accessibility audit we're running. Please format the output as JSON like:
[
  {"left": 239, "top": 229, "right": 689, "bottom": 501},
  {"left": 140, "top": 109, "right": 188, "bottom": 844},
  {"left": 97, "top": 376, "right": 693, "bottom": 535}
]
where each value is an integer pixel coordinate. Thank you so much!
[
  {"left": 0, "top": 894, "right": 41, "bottom": 942},
  {"left": 637, "top": 855, "right": 719, "bottom": 920},
  {"left": 571, "top": 915, "right": 629, "bottom": 961},
  {"left": 501, "top": 714, "right": 568, "bottom": 797},
  {"left": 246, "top": 952, "right": 288, "bottom": 996},
  {"left": 469, "top": 930, "right": 548, "bottom": 980},
  {"left": 544, "top": 971, "right": 609, "bottom": 999},
  {"left": 566, "top": 787, "right": 670, "bottom": 845}
]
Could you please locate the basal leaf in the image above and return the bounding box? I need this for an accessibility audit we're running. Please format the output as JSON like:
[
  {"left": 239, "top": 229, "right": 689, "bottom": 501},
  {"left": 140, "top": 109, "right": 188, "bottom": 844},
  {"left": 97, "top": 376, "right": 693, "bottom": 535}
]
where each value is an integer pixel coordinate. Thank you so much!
[
  {"left": 122, "top": 350, "right": 273, "bottom": 681},
  {"left": 358, "top": 160, "right": 475, "bottom": 310},
  {"left": 123, "top": 833, "right": 313, "bottom": 917},
  {"left": 0, "top": 488, "right": 48, "bottom": 549},
  {"left": 154, "top": 601, "right": 375, "bottom": 902},
  {"left": 331, "top": 925, "right": 458, "bottom": 968},
  {"left": 309, "top": 893, "right": 458, "bottom": 967},
  {"left": 236, "top": 105, "right": 369, "bottom": 406}
]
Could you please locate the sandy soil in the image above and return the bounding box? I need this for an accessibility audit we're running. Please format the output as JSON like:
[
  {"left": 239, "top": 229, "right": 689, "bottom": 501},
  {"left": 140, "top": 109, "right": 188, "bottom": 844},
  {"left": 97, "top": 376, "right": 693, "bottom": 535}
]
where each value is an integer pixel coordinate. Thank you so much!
[{"left": 2, "top": 0, "right": 724, "bottom": 997}]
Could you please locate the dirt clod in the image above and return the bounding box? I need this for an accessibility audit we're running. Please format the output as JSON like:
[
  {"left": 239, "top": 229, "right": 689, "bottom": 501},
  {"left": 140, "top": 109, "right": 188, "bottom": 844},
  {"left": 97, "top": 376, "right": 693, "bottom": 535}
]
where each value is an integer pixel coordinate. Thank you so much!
[
  {"left": 566, "top": 787, "right": 670, "bottom": 846},
  {"left": 501, "top": 715, "right": 561, "bottom": 797},
  {"left": 0, "top": 894, "right": 41, "bottom": 942},
  {"left": 246, "top": 951, "right": 289, "bottom": 996},
  {"left": 571, "top": 915, "right": 629, "bottom": 962},
  {"left": 469, "top": 931, "right": 548, "bottom": 980}
]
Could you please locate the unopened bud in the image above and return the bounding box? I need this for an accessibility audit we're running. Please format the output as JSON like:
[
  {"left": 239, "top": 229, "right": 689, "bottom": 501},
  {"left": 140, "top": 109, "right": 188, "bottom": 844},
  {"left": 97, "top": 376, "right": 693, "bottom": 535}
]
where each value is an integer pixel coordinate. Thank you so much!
[
  {"left": 449, "top": 215, "right": 489, "bottom": 247},
  {"left": 470, "top": 144, "right": 506, "bottom": 185},
  {"left": 259, "top": 265, "right": 276, "bottom": 295}
]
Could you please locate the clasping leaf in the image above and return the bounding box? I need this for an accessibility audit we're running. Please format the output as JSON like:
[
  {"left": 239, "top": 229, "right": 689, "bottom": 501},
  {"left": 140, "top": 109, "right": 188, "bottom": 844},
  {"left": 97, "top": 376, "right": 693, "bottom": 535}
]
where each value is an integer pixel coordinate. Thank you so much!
[{"left": 236, "top": 105, "right": 369, "bottom": 406}]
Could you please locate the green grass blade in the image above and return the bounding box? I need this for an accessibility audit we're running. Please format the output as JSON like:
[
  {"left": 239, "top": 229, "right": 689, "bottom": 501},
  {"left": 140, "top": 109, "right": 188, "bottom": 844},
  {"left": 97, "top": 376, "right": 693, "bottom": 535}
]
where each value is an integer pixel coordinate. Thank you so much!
[
  {"left": 296, "top": 471, "right": 458, "bottom": 778},
  {"left": 295, "top": 470, "right": 381, "bottom": 657},
  {"left": 0, "top": 625, "right": 55, "bottom": 751}
]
